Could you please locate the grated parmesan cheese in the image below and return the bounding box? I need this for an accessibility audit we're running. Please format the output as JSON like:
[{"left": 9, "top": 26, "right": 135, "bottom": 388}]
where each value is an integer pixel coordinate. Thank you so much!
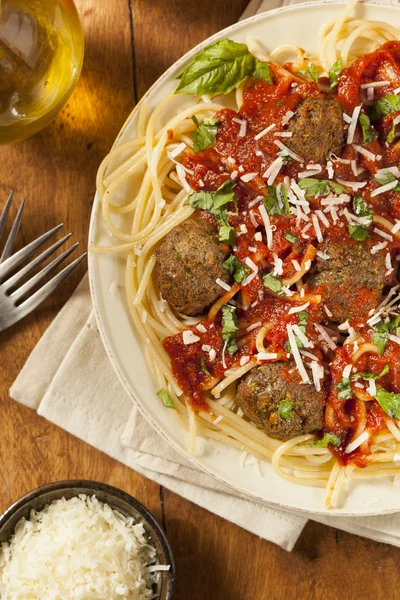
[
  {"left": 233, "top": 117, "right": 247, "bottom": 137},
  {"left": 311, "top": 213, "right": 323, "bottom": 242},
  {"left": 240, "top": 172, "right": 258, "bottom": 182},
  {"left": 286, "top": 325, "right": 310, "bottom": 383},
  {"left": 345, "top": 431, "right": 369, "bottom": 454},
  {"left": 254, "top": 123, "right": 275, "bottom": 140},
  {"left": 346, "top": 105, "right": 361, "bottom": 144},
  {"left": 183, "top": 330, "right": 200, "bottom": 344},
  {"left": 371, "top": 179, "right": 398, "bottom": 197},
  {"left": 258, "top": 204, "right": 273, "bottom": 249},
  {"left": 0, "top": 495, "right": 167, "bottom": 599},
  {"left": 281, "top": 110, "right": 294, "bottom": 126},
  {"left": 263, "top": 156, "right": 283, "bottom": 185}
]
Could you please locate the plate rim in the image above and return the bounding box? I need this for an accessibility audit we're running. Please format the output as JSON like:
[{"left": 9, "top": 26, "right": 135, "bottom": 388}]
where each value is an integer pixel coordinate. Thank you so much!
[{"left": 88, "top": 0, "right": 400, "bottom": 517}]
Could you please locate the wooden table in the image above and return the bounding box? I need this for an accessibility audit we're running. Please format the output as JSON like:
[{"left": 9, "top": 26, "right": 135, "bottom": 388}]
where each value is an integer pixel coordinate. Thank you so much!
[{"left": 1, "top": 1, "right": 400, "bottom": 598}]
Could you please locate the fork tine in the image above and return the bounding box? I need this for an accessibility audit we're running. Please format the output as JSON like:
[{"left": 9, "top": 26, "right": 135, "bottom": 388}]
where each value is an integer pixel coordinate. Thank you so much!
[
  {"left": 0, "top": 190, "right": 14, "bottom": 241},
  {"left": 15, "top": 253, "right": 86, "bottom": 318},
  {"left": 3, "top": 232, "right": 72, "bottom": 290},
  {"left": 0, "top": 223, "right": 65, "bottom": 281},
  {"left": 11, "top": 242, "right": 79, "bottom": 303},
  {"left": 0, "top": 197, "right": 25, "bottom": 263}
]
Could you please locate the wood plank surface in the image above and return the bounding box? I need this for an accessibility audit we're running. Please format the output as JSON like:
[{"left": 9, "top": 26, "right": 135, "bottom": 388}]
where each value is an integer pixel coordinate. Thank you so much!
[{"left": 1, "top": 1, "right": 400, "bottom": 599}]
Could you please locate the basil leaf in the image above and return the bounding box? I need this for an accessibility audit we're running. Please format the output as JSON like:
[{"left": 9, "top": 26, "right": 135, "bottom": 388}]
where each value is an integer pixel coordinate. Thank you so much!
[
  {"left": 223, "top": 255, "right": 250, "bottom": 284},
  {"left": 262, "top": 272, "right": 284, "bottom": 297},
  {"left": 371, "top": 316, "right": 400, "bottom": 355},
  {"left": 328, "top": 57, "right": 343, "bottom": 89},
  {"left": 186, "top": 180, "right": 236, "bottom": 246},
  {"left": 252, "top": 57, "right": 273, "bottom": 82},
  {"left": 298, "top": 178, "right": 344, "bottom": 197},
  {"left": 176, "top": 39, "right": 272, "bottom": 97},
  {"left": 358, "top": 113, "right": 378, "bottom": 145},
  {"left": 221, "top": 304, "right": 239, "bottom": 355},
  {"left": 218, "top": 224, "right": 235, "bottom": 245},
  {"left": 374, "top": 169, "right": 400, "bottom": 191},
  {"left": 336, "top": 377, "right": 352, "bottom": 400},
  {"left": 348, "top": 225, "right": 369, "bottom": 241},
  {"left": 284, "top": 232, "right": 299, "bottom": 243},
  {"left": 352, "top": 364, "right": 390, "bottom": 381},
  {"left": 386, "top": 118, "right": 396, "bottom": 143},
  {"left": 353, "top": 194, "right": 373, "bottom": 221},
  {"left": 285, "top": 311, "right": 309, "bottom": 352},
  {"left": 298, "top": 311, "right": 309, "bottom": 327},
  {"left": 157, "top": 388, "right": 175, "bottom": 409},
  {"left": 370, "top": 94, "right": 400, "bottom": 121},
  {"left": 373, "top": 331, "right": 389, "bottom": 356},
  {"left": 262, "top": 185, "right": 290, "bottom": 215},
  {"left": 375, "top": 387, "right": 400, "bottom": 420},
  {"left": 191, "top": 116, "right": 220, "bottom": 153},
  {"left": 199, "top": 357, "right": 211, "bottom": 377},
  {"left": 312, "top": 432, "right": 341, "bottom": 447},
  {"left": 348, "top": 194, "right": 373, "bottom": 241},
  {"left": 308, "top": 63, "right": 318, "bottom": 82},
  {"left": 278, "top": 400, "right": 294, "bottom": 420},
  {"left": 298, "top": 63, "right": 318, "bottom": 82}
]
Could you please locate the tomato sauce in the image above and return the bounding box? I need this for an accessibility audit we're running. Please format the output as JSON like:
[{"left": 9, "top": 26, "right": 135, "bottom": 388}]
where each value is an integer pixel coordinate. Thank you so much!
[{"left": 162, "top": 41, "right": 400, "bottom": 466}]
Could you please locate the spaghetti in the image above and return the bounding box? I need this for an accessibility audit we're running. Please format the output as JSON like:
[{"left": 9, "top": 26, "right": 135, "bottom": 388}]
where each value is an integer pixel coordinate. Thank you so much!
[{"left": 93, "top": 1, "right": 400, "bottom": 507}]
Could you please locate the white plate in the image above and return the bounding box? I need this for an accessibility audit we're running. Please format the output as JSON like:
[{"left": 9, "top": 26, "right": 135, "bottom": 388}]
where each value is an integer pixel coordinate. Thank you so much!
[{"left": 89, "top": 0, "right": 400, "bottom": 516}]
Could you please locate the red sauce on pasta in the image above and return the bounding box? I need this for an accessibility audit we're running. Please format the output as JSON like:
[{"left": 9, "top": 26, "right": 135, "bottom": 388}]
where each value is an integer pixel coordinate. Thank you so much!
[{"left": 162, "top": 41, "right": 400, "bottom": 465}]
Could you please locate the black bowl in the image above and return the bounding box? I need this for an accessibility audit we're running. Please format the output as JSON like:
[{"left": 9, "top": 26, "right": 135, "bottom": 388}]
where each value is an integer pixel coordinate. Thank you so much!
[{"left": 0, "top": 480, "right": 175, "bottom": 599}]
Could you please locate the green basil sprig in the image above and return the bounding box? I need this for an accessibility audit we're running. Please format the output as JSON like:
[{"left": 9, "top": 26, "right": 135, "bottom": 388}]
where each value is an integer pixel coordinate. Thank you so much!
[{"left": 176, "top": 39, "right": 272, "bottom": 97}]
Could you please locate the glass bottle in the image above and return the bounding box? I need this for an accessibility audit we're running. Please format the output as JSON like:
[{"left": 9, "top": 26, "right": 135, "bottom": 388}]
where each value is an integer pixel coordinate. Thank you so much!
[{"left": 0, "top": 0, "right": 84, "bottom": 143}]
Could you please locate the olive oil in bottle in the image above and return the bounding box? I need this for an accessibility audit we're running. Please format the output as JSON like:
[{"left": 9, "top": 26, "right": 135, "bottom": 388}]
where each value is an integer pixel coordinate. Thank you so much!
[{"left": 0, "top": 0, "right": 84, "bottom": 143}]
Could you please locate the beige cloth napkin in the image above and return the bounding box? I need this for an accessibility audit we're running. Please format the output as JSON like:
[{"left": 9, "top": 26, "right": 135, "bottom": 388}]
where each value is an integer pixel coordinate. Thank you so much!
[{"left": 11, "top": 0, "right": 400, "bottom": 551}]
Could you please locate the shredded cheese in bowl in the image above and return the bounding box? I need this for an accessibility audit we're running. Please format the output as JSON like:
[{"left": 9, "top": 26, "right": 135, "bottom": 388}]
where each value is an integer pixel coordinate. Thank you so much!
[{"left": 0, "top": 495, "right": 169, "bottom": 599}]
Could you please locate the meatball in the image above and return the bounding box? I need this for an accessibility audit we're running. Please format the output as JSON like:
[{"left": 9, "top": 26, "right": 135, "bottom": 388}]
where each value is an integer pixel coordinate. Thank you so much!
[
  {"left": 236, "top": 362, "right": 325, "bottom": 441},
  {"left": 307, "top": 240, "right": 386, "bottom": 322},
  {"left": 287, "top": 97, "right": 345, "bottom": 163},
  {"left": 156, "top": 218, "right": 231, "bottom": 316}
]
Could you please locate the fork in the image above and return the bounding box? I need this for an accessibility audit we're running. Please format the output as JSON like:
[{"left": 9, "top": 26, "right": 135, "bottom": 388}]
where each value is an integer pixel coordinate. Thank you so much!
[{"left": 0, "top": 191, "right": 86, "bottom": 333}]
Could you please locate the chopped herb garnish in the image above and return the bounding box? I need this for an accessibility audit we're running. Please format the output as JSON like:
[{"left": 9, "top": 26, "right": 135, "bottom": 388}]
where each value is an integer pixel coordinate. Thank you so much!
[
  {"left": 336, "top": 377, "right": 352, "bottom": 400},
  {"left": 285, "top": 311, "right": 309, "bottom": 352},
  {"left": 352, "top": 364, "right": 390, "bottom": 381},
  {"left": 358, "top": 113, "right": 378, "bottom": 145},
  {"left": 312, "top": 432, "right": 341, "bottom": 447},
  {"left": 278, "top": 400, "right": 294, "bottom": 420},
  {"left": 221, "top": 304, "right": 239, "bottom": 356},
  {"left": 373, "top": 330, "right": 389, "bottom": 356},
  {"left": 375, "top": 387, "right": 400, "bottom": 420},
  {"left": 186, "top": 179, "right": 236, "bottom": 245},
  {"left": 328, "top": 57, "right": 343, "bottom": 89},
  {"left": 223, "top": 255, "right": 250, "bottom": 284},
  {"left": 371, "top": 315, "right": 400, "bottom": 355},
  {"left": 348, "top": 194, "right": 373, "bottom": 241},
  {"left": 386, "top": 118, "right": 396, "bottom": 143},
  {"left": 262, "top": 272, "right": 284, "bottom": 297},
  {"left": 298, "top": 178, "right": 344, "bottom": 197},
  {"left": 176, "top": 39, "right": 272, "bottom": 97},
  {"left": 191, "top": 116, "right": 220, "bottom": 153},
  {"left": 199, "top": 357, "right": 211, "bottom": 377},
  {"left": 298, "top": 63, "right": 318, "bottom": 83},
  {"left": 262, "top": 185, "right": 290, "bottom": 215},
  {"left": 284, "top": 232, "right": 299, "bottom": 244},
  {"left": 374, "top": 170, "right": 400, "bottom": 192},
  {"left": 157, "top": 388, "right": 175, "bottom": 409},
  {"left": 370, "top": 94, "right": 400, "bottom": 121}
]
